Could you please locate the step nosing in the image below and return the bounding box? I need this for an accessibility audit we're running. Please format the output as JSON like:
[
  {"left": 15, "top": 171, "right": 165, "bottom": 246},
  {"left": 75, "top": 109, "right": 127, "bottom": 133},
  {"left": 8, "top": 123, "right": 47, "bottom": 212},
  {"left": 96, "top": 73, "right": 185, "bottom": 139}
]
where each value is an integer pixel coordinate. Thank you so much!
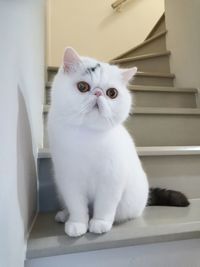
[
  {"left": 38, "top": 146, "right": 200, "bottom": 158},
  {"left": 135, "top": 71, "right": 175, "bottom": 78},
  {"left": 43, "top": 105, "right": 200, "bottom": 115},
  {"left": 128, "top": 85, "right": 198, "bottom": 93},
  {"left": 110, "top": 51, "right": 170, "bottom": 64},
  {"left": 131, "top": 107, "right": 200, "bottom": 115}
]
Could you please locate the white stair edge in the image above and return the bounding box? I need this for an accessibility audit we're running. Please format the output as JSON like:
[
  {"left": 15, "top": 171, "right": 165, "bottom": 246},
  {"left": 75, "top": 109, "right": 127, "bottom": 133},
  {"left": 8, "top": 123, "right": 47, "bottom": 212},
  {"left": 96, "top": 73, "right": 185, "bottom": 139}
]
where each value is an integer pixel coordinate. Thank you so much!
[
  {"left": 131, "top": 107, "right": 200, "bottom": 115},
  {"left": 46, "top": 70, "right": 175, "bottom": 79},
  {"left": 136, "top": 71, "right": 175, "bottom": 78},
  {"left": 38, "top": 146, "right": 200, "bottom": 159},
  {"left": 128, "top": 85, "right": 198, "bottom": 93},
  {"left": 43, "top": 105, "right": 200, "bottom": 115},
  {"left": 110, "top": 51, "right": 170, "bottom": 64}
]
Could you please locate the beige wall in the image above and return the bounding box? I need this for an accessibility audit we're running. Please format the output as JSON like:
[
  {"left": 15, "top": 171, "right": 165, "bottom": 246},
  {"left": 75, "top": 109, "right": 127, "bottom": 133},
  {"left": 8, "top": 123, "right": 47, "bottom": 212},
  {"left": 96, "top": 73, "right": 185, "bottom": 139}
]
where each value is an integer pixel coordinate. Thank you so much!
[
  {"left": 165, "top": 0, "right": 200, "bottom": 89},
  {"left": 47, "top": 0, "right": 164, "bottom": 66}
]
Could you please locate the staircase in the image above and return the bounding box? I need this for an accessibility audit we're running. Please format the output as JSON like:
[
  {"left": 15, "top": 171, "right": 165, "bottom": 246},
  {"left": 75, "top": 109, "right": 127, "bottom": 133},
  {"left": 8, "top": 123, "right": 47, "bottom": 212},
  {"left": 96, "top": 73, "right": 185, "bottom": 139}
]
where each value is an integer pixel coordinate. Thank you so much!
[{"left": 25, "top": 14, "right": 200, "bottom": 266}]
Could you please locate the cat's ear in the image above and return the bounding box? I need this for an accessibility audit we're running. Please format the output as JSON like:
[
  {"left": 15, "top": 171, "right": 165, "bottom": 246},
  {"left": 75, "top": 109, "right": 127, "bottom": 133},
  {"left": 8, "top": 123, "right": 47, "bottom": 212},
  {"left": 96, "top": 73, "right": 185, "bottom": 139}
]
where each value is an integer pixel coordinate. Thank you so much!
[
  {"left": 121, "top": 67, "right": 137, "bottom": 83},
  {"left": 63, "top": 47, "right": 81, "bottom": 72}
]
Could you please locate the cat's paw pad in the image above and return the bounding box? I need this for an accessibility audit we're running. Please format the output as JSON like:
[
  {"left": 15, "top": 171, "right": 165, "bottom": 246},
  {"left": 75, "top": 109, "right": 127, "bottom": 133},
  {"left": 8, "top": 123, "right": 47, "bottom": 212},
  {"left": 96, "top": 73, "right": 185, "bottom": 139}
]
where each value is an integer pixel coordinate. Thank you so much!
[
  {"left": 65, "top": 221, "right": 88, "bottom": 237},
  {"left": 55, "top": 210, "right": 68, "bottom": 223},
  {"left": 89, "top": 219, "right": 112, "bottom": 234}
]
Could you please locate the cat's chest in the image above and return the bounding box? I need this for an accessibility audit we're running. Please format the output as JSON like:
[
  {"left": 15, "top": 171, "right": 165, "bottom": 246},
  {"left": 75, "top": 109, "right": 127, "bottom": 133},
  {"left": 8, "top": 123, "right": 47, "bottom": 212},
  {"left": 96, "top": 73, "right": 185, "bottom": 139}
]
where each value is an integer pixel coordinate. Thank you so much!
[{"left": 57, "top": 127, "right": 119, "bottom": 166}]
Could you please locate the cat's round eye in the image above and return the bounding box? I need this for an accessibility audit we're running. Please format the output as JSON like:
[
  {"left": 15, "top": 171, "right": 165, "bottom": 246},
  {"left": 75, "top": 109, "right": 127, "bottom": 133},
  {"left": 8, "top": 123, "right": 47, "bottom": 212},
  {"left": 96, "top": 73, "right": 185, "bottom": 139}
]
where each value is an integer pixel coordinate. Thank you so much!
[
  {"left": 77, "top": 81, "right": 90, "bottom": 93},
  {"left": 106, "top": 88, "right": 118, "bottom": 99}
]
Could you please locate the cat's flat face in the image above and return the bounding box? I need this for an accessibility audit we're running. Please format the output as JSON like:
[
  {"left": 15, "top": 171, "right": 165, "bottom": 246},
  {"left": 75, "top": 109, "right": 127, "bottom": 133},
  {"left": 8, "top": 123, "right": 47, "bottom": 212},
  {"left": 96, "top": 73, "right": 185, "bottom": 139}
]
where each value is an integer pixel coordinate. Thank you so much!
[{"left": 52, "top": 48, "right": 137, "bottom": 131}]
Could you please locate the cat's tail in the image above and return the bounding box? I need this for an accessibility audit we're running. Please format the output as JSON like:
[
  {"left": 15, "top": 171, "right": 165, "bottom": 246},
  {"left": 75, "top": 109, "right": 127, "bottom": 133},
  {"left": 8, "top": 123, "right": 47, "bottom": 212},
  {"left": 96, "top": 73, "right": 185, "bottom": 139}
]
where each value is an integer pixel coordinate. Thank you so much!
[{"left": 148, "top": 188, "right": 190, "bottom": 207}]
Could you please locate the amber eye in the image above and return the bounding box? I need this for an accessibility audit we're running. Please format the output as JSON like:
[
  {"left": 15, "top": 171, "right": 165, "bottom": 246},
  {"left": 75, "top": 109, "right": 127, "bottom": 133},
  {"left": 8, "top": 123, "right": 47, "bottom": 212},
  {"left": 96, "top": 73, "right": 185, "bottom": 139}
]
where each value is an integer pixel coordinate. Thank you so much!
[
  {"left": 106, "top": 88, "right": 118, "bottom": 99},
  {"left": 77, "top": 81, "right": 90, "bottom": 93}
]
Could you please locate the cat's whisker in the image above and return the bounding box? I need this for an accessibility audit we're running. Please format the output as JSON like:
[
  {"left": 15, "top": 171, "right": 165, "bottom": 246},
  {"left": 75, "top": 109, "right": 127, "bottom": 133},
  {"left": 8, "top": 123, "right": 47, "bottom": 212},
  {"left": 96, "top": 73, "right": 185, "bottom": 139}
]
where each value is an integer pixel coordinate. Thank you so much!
[{"left": 78, "top": 99, "right": 96, "bottom": 115}]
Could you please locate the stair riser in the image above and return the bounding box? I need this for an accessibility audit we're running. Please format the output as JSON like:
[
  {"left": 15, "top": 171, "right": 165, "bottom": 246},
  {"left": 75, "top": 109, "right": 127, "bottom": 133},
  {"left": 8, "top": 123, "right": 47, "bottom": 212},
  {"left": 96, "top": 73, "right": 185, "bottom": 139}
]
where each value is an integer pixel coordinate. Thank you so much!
[
  {"left": 126, "top": 114, "right": 200, "bottom": 146},
  {"left": 131, "top": 91, "right": 197, "bottom": 108},
  {"left": 44, "top": 113, "right": 200, "bottom": 147},
  {"left": 116, "top": 55, "right": 170, "bottom": 73},
  {"left": 48, "top": 70, "right": 57, "bottom": 82},
  {"left": 131, "top": 76, "right": 174, "bottom": 86},
  {"left": 38, "top": 155, "right": 200, "bottom": 212},
  {"left": 45, "top": 87, "right": 197, "bottom": 108},
  {"left": 122, "top": 35, "right": 166, "bottom": 58}
]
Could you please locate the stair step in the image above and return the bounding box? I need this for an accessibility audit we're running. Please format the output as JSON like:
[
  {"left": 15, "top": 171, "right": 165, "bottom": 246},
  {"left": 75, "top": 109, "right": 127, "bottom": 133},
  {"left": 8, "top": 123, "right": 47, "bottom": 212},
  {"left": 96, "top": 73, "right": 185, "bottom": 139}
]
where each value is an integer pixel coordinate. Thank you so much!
[
  {"left": 47, "top": 66, "right": 59, "bottom": 82},
  {"left": 111, "top": 52, "right": 170, "bottom": 73},
  {"left": 131, "top": 107, "right": 200, "bottom": 115},
  {"left": 127, "top": 108, "right": 200, "bottom": 146},
  {"left": 111, "top": 51, "right": 170, "bottom": 64},
  {"left": 38, "top": 146, "right": 200, "bottom": 158},
  {"left": 132, "top": 71, "right": 174, "bottom": 86},
  {"left": 129, "top": 85, "right": 198, "bottom": 108},
  {"left": 26, "top": 199, "right": 200, "bottom": 259},
  {"left": 112, "top": 31, "right": 167, "bottom": 60},
  {"left": 37, "top": 146, "right": 200, "bottom": 212},
  {"left": 128, "top": 85, "right": 198, "bottom": 93},
  {"left": 43, "top": 106, "right": 200, "bottom": 147},
  {"left": 129, "top": 86, "right": 198, "bottom": 108}
]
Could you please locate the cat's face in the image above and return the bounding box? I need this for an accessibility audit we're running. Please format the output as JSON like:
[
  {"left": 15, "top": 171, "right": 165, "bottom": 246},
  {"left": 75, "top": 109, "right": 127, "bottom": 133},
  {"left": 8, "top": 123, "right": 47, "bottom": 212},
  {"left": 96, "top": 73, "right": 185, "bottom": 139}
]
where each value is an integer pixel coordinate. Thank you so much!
[{"left": 52, "top": 47, "right": 137, "bottom": 131}]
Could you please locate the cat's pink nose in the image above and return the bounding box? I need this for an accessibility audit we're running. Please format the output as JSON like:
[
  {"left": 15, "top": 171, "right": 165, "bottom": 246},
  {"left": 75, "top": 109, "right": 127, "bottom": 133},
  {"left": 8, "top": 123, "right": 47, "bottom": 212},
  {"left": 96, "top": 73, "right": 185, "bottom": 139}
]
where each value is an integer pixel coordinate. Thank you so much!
[{"left": 94, "top": 90, "right": 103, "bottom": 97}]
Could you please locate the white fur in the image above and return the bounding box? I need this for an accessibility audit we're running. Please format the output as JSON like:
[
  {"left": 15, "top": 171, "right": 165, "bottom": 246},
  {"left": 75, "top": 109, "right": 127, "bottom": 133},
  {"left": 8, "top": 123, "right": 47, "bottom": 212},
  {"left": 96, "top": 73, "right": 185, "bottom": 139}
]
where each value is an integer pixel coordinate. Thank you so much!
[{"left": 48, "top": 48, "right": 149, "bottom": 237}]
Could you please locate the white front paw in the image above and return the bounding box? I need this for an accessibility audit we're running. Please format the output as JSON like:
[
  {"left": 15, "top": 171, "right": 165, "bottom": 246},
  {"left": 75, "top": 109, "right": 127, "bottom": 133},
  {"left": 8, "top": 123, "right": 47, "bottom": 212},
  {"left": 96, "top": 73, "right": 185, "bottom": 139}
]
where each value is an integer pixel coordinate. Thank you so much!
[
  {"left": 55, "top": 210, "right": 68, "bottom": 223},
  {"left": 65, "top": 221, "right": 88, "bottom": 237},
  {"left": 89, "top": 219, "right": 112, "bottom": 234}
]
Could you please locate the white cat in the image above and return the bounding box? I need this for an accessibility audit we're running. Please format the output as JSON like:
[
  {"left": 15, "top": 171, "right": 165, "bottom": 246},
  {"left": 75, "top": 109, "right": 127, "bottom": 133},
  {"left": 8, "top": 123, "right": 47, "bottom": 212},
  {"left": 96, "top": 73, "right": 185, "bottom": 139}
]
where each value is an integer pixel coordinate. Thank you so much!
[{"left": 48, "top": 47, "right": 149, "bottom": 237}]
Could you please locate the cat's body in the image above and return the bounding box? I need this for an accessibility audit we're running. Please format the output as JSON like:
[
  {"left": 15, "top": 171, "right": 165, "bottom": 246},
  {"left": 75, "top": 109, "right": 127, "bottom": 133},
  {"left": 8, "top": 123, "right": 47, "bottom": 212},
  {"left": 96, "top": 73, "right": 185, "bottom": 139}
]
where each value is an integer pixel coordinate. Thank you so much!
[
  {"left": 49, "top": 119, "right": 148, "bottom": 235},
  {"left": 48, "top": 48, "right": 188, "bottom": 237}
]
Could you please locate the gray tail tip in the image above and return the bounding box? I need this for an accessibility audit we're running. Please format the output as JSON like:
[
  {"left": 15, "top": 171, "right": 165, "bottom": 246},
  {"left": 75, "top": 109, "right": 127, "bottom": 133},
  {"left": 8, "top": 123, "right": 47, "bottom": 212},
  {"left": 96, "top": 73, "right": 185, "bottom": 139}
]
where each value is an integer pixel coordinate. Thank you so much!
[{"left": 148, "top": 188, "right": 190, "bottom": 207}]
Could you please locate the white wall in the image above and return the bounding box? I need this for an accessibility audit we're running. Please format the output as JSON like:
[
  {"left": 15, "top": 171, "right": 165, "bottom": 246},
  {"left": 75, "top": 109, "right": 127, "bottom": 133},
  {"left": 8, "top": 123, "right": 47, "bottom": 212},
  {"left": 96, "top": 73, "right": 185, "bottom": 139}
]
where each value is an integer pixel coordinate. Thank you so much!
[
  {"left": 165, "top": 0, "right": 200, "bottom": 89},
  {"left": 0, "top": 1, "right": 45, "bottom": 267},
  {"left": 47, "top": 0, "right": 164, "bottom": 65}
]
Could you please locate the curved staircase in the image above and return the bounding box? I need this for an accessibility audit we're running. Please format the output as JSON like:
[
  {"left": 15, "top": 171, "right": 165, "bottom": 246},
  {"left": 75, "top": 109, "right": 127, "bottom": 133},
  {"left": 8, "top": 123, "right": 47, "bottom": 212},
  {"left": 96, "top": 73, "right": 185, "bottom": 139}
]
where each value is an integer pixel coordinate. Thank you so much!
[{"left": 25, "top": 14, "right": 200, "bottom": 266}]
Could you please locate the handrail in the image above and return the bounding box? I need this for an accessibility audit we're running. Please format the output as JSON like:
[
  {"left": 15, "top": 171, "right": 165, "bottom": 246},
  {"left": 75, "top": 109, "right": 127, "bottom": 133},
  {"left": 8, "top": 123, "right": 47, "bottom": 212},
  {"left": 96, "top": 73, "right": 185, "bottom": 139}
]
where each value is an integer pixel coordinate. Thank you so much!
[{"left": 111, "top": 0, "right": 128, "bottom": 10}]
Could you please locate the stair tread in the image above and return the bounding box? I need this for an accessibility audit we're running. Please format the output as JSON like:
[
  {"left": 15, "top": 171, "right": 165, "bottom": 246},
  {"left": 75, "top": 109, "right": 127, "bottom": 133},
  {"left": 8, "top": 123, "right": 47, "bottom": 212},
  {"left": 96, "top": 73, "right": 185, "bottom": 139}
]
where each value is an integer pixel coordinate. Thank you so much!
[
  {"left": 47, "top": 66, "right": 58, "bottom": 71},
  {"left": 26, "top": 199, "right": 200, "bottom": 259},
  {"left": 136, "top": 71, "right": 175, "bottom": 78},
  {"left": 111, "top": 30, "right": 167, "bottom": 61},
  {"left": 38, "top": 146, "right": 200, "bottom": 158},
  {"left": 110, "top": 51, "right": 170, "bottom": 64},
  {"left": 131, "top": 107, "right": 200, "bottom": 115},
  {"left": 128, "top": 85, "right": 198, "bottom": 93}
]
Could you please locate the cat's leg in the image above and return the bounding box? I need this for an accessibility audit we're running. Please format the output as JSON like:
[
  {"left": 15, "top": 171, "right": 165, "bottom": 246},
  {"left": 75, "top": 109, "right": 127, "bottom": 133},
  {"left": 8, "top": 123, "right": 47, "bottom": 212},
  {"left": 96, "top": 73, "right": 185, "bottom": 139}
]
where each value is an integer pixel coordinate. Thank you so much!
[
  {"left": 64, "top": 194, "right": 89, "bottom": 237},
  {"left": 55, "top": 209, "right": 69, "bottom": 223},
  {"left": 89, "top": 187, "right": 122, "bottom": 234},
  {"left": 114, "top": 186, "right": 147, "bottom": 223}
]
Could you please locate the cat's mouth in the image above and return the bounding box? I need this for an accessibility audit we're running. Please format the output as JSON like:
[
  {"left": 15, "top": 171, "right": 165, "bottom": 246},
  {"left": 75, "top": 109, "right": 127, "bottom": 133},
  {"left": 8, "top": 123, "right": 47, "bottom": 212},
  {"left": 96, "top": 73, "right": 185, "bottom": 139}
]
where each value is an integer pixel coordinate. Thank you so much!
[{"left": 94, "top": 103, "right": 99, "bottom": 109}]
